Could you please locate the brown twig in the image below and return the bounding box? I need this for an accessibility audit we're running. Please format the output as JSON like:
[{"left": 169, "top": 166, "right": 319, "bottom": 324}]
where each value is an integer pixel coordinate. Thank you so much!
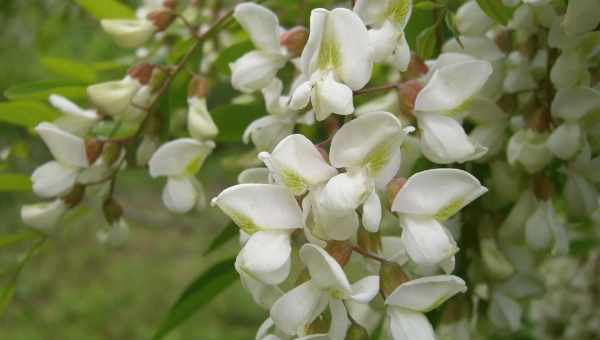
[
  {"left": 354, "top": 82, "right": 400, "bottom": 96},
  {"left": 351, "top": 245, "right": 386, "bottom": 262}
]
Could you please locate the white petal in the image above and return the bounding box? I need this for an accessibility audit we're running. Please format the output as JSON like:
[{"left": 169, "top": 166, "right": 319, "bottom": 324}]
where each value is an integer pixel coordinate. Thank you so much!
[
  {"left": 238, "top": 168, "right": 271, "bottom": 184},
  {"left": 289, "top": 80, "right": 313, "bottom": 110},
  {"left": 265, "top": 134, "right": 338, "bottom": 195},
  {"left": 455, "top": 1, "right": 494, "bottom": 36},
  {"left": 550, "top": 50, "right": 585, "bottom": 89},
  {"left": 237, "top": 231, "right": 292, "bottom": 285},
  {"left": 369, "top": 21, "right": 400, "bottom": 63},
  {"left": 329, "top": 111, "right": 405, "bottom": 185},
  {"left": 100, "top": 19, "right": 155, "bottom": 48},
  {"left": 312, "top": 74, "right": 354, "bottom": 121},
  {"left": 391, "top": 168, "right": 487, "bottom": 219},
  {"left": 488, "top": 292, "right": 522, "bottom": 332},
  {"left": 21, "top": 199, "right": 67, "bottom": 232},
  {"left": 35, "top": 122, "right": 88, "bottom": 168},
  {"left": 442, "top": 36, "right": 504, "bottom": 62},
  {"left": 564, "top": 171, "right": 599, "bottom": 218},
  {"left": 388, "top": 308, "right": 435, "bottom": 340},
  {"left": 231, "top": 51, "right": 287, "bottom": 93},
  {"left": 262, "top": 78, "right": 288, "bottom": 115},
  {"left": 381, "top": 236, "right": 409, "bottom": 265},
  {"left": 562, "top": 0, "right": 600, "bottom": 35},
  {"left": 385, "top": 275, "right": 466, "bottom": 312},
  {"left": 506, "top": 130, "right": 553, "bottom": 174},
  {"left": 211, "top": 184, "right": 303, "bottom": 233},
  {"left": 390, "top": 33, "right": 411, "bottom": 71},
  {"left": 349, "top": 275, "right": 380, "bottom": 303},
  {"left": 552, "top": 86, "right": 600, "bottom": 121},
  {"left": 300, "top": 9, "right": 329, "bottom": 75},
  {"left": 256, "top": 318, "right": 277, "bottom": 340},
  {"left": 321, "top": 170, "right": 371, "bottom": 212},
  {"left": 162, "top": 177, "right": 197, "bottom": 213},
  {"left": 270, "top": 281, "right": 327, "bottom": 335},
  {"left": 244, "top": 115, "right": 295, "bottom": 152},
  {"left": 31, "top": 161, "right": 79, "bottom": 198},
  {"left": 329, "top": 298, "right": 350, "bottom": 340},
  {"left": 187, "top": 97, "right": 218, "bottom": 140},
  {"left": 148, "top": 138, "right": 214, "bottom": 177},
  {"left": 314, "top": 203, "right": 360, "bottom": 241},
  {"left": 87, "top": 77, "right": 141, "bottom": 116},
  {"left": 415, "top": 60, "right": 492, "bottom": 113},
  {"left": 399, "top": 215, "right": 457, "bottom": 266},
  {"left": 234, "top": 3, "right": 282, "bottom": 53},
  {"left": 362, "top": 190, "right": 382, "bottom": 233},
  {"left": 546, "top": 122, "right": 581, "bottom": 160},
  {"left": 300, "top": 243, "right": 352, "bottom": 295},
  {"left": 50, "top": 95, "right": 98, "bottom": 135}
]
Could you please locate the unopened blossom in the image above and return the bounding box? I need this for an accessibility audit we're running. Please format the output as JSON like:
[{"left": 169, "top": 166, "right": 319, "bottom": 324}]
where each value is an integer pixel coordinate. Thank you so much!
[
  {"left": 391, "top": 169, "right": 487, "bottom": 268},
  {"left": 148, "top": 138, "right": 214, "bottom": 213},
  {"left": 49, "top": 94, "right": 99, "bottom": 136},
  {"left": 455, "top": 1, "right": 493, "bottom": 36},
  {"left": 524, "top": 200, "right": 569, "bottom": 255},
  {"left": 289, "top": 8, "right": 372, "bottom": 121},
  {"left": 507, "top": 129, "right": 553, "bottom": 174},
  {"left": 563, "top": 144, "right": 600, "bottom": 218},
  {"left": 230, "top": 3, "right": 290, "bottom": 93},
  {"left": 97, "top": 217, "right": 131, "bottom": 247},
  {"left": 562, "top": 0, "right": 600, "bottom": 35},
  {"left": 31, "top": 123, "right": 89, "bottom": 198},
  {"left": 187, "top": 97, "right": 218, "bottom": 141},
  {"left": 20, "top": 199, "right": 68, "bottom": 232},
  {"left": 270, "top": 244, "right": 379, "bottom": 339},
  {"left": 353, "top": 0, "right": 413, "bottom": 70}
]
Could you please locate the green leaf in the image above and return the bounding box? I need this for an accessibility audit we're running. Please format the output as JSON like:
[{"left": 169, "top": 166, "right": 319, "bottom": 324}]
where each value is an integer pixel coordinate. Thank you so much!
[
  {"left": 0, "top": 231, "right": 38, "bottom": 248},
  {"left": 167, "top": 38, "right": 196, "bottom": 64},
  {"left": 72, "top": 0, "right": 135, "bottom": 20},
  {"left": 204, "top": 223, "right": 238, "bottom": 256},
  {"left": 212, "top": 40, "right": 254, "bottom": 75},
  {"left": 414, "top": 1, "right": 443, "bottom": 10},
  {"left": 91, "top": 120, "right": 140, "bottom": 140},
  {"left": 152, "top": 258, "right": 238, "bottom": 340},
  {"left": 41, "top": 57, "right": 97, "bottom": 83},
  {"left": 0, "top": 174, "right": 31, "bottom": 192},
  {"left": 4, "top": 81, "right": 87, "bottom": 101},
  {"left": 0, "top": 101, "right": 60, "bottom": 128},
  {"left": 416, "top": 24, "right": 437, "bottom": 60},
  {"left": 211, "top": 103, "right": 266, "bottom": 143},
  {"left": 0, "top": 282, "right": 17, "bottom": 318},
  {"left": 444, "top": 11, "right": 464, "bottom": 49},
  {"left": 475, "top": 0, "right": 513, "bottom": 26}
]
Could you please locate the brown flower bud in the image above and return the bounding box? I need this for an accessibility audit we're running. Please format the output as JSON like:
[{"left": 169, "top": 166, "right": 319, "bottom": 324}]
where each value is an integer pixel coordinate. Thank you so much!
[
  {"left": 379, "top": 260, "right": 409, "bottom": 297},
  {"left": 325, "top": 240, "right": 353, "bottom": 267},
  {"left": 147, "top": 9, "right": 176, "bottom": 32},
  {"left": 533, "top": 173, "right": 553, "bottom": 201},
  {"left": 386, "top": 177, "right": 407, "bottom": 207},
  {"left": 128, "top": 63, "right": 155, "bottom": 85},
  {"left": 404, "top": 52, "right": 429, "bottom": 79},
  {"left": 188, "top": 75, "right": 209, "bottom": 98},
  {"left": 103, "top": 199, "right": 123, "bottom": 224},
  {"left": 527, "top": 108, "right": 551, "bottom": 132},
  {"left": 495, "top": 29, "right": 513, "bottom": 54},
  {"left": 85, "top": 139, "right": 104, "bottom": 164},
  {"left": 357, "top": 226, "right": 382, "bottom": 255},
  {"left": 280, "top": 26, "right": 309, "bottom": 58},
  {"left": 62, "top": 184, "right": 85, "bottom": 208}
]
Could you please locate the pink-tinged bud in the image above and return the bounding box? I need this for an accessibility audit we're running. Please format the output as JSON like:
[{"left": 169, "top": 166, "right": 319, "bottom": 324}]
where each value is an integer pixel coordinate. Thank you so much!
[
  {"left": 380, "top": 260, "right": 409, "bottom": 297},
  {"left": 85, "top": 139, "right": 104, "bottom": 164},
  {"left": 128, "top": 63, "right": 155, "bottom": 85},
  {"left": 325, "top": 240, "right": 353, "bottom": 267},
  {"left": 387, "top": 177, "right": 407, "bottom": 206},
  {"left": 163, "top": 0, "right": 177, "bottom": 9},
  {"left": 63, "top": 184, "right": 85, "bottom": 208},
  {"left": 398, "top": 80, "right": 423, "bottom": 115},
  {"left": 147, "top": 9, "right": 176, "bottom": 32},
  {"left": 188, "top": 75, "right": 209, "bottom": 98},
  {"left": 103, "top": 199, "right": 123, "bottom": 224},
  {"left": 357, "top": 226, "right": 382, "bottom": 254},
  {"left": 495, "top": 29, "right": 513, "bottom": 54},
  {"left": 404, "top": 52, "right": 429, "bottom": 79},
  {"left": 280, "top": 26, "right": 309, "bottom": 58}
]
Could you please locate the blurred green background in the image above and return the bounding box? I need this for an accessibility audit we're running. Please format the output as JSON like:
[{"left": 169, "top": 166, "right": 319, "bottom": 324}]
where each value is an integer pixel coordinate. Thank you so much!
[{"left": 0, "top": 1, "right": 265, "bottom": 339}]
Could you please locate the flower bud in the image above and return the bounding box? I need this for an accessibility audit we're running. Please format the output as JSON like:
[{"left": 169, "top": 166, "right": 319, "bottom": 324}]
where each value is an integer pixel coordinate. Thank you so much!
[
  {"left": 397, "top": 80, "right": 423, "bottom": 115},
  {"left": 187, "top": 97, "right": 218, "bottom": 140},
  {"left": 279, "top": 26, "right": 309, "bottom": 58},
  {"left": 100, "top": 19, "right": 156, "bottom": 48},
  {"left": 85, "top": 139, "right": 104, "bottom": 164},
  {"left": 357, "top": 226, "right": 382, "bottom": 255},
  {"left": 325, "top": 240, "right": 353, "bottom": 267},
  {"left": 97, "top": 218, "right": 130, "bottom": 247},
  {"left": 136, "top": 135, "right": 160, "bottom": 166},
  {"left": 103, "top": 199, "right": 123, "bottom": 225},
  {"left": 479, "top": 223, "right": 515, "bottom": 281},
  {"left": 506, "top": 129, "right": 553, "bottom": 174},
  {"left": 188, "top": 75, "right": 209, "bottom": 98},
  {"left": 62, "top": 184, "right": 85, "bottom": 208},
  {"left": 403, "top": 53, "right": 429, "bottom": 79},
  {"left": 379, "top": 260, "right": 409, "bottom": 297},
  {"left": 21, "top": 199, "right": 67, "bottom": 232},
  {"left": 147, "top": 8, "right": 176, "bottom": 32},
  {"left": 455, "top": 0, "right": 494, "bottom": 36},
  {"left": 128, "top": 63, "right": 155, "bottom": 85},
  {"left": 564, "top": 171, "right": 598, "bottom": 219},
  {"left": 87, "top": 77, "right": 143, "bottom": 116}
]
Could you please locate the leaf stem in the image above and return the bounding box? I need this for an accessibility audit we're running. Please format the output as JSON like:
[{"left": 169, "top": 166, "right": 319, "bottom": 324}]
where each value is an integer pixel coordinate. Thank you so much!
[{"left": 351, "top": 245, "right": 386, "bottom": 262}]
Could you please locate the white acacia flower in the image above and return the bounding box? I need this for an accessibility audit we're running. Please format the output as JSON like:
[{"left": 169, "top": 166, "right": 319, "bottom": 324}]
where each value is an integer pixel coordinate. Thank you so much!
[
  {"left": 270, "top": 244, "right": 379, "bottom": 339},
  {"left": 187, "top": 97, "right": 218, "bottom": 140},
  {"left": 487, "top": 292, "right": 522, "bottom": 332},
  {"left": 455, "top": 1, "right": 493, "bottom": 36},
  {"left": 49, "top": 95, "right": 99, "bottom": 136},
  {"left": 503, "top": 52, "right": 537, "bottom": 94},
  {"left": 101, "top": 18, "right": 156, "bottom": 48},
  {"left": 563, "top": 144, "right": 600, "bottom": 218},
  {"left": 31, "top": 122, "right": 89, "bottom": 198},
  {"left": 414, "top": 58, "right": 492, "bottom": 164},
  {"left": 525, "top": 199, "right": 569, "bottom": 256},
  {"left": 148, "top": 138, "right": 214, "bottom": 213},
  {"left": 21, "top": 199, "right": 67, "bottom": 232},
  {"left": 547, "top": 86, "right": 600, "bottom": 160},
  {"left": 87, "top": 77, "right": 145, "bottom": 118},
  {"left": 353, "top": 0, "right": 413, "bottom": 70},
  {"left": 507, "top": 129, "right": 553, "bottom": 174},
  {"left": 212, "top": 184, "right": 303, "bottom": 285},
  {"left": 442, "top": 36, "right": 504, "bottom": 63},
  {"left": 289, "top": 8, "right": 372, "bottom": 121},
  {"left": 562, "top": 0, "right": 600, "bottom": 35},
  {"left": 385, "top": 275, "right": 467, "bottom": 340},
  {"left": 549, "top": 25, "right": 600, "bottom": 89},
  {"left": 391, "top": 169, "right": 487, "bottom": 267},
  {"left": 230, "top": 3, "right": 289, "bottom": 93},
  {"left": 465, "top": 97, "right": 509, "bottom": 161},
  {"left": 97, "top": 218, "right": 131, "bottom": 247}
]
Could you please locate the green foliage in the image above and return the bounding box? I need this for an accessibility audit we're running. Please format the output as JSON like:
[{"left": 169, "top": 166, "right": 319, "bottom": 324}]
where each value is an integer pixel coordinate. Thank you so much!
[
  {"left": 204, "top": 223, "right": 238, "bottom": 256},
  {"left": 0, "top": 173, "right": 31, "bottom": 192},
  {"left": 4, "top": 81, "right": 87, "bottom": 101},
  {"left": 211, "top": 103, "right": 266, "bottom": 143},
  {"left": 213, "top": 40, "right": 254, "bottom": 75},
  {"left": 41, "top": 57, "right": 98, "bottom": 83},
  {"left": 475, "top": 0, "right": 514, "bottom": 26},
  {"left": 0, "top": 101, "right": 60, "bottom": 127},
  {"left": 416, "top": 24, "right": 438, "bottom": 60},
  {"left": 152, "top": 258, "right": 238, "bottom": 340},
  {"left": 72, "top": 0, "right": 135, "bottom": 20}
]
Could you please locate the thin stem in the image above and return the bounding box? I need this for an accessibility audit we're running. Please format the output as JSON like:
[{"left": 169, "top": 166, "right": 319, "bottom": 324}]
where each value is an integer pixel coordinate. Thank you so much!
[
  {"left": 354, "top": 82, "right": 400, "bottom": 96},
  {"left": 351, "top": 245, "right": 386, "bottom": 262}
]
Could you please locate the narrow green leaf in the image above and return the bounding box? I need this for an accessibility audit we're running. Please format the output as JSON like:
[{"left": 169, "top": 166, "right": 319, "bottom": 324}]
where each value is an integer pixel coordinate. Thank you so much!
[
  {"left": 41, "top": 57, "right": 97, "bottom": 83},
  {"left": 4, "top": 81, "right": 87, "bottom": 101},
  {"left": 152, "top": 258, "right": 238, "bottom": 340},
  {"left": 72, "top": 0, "right": 135, "bottom": 20},
  {"left": 0, "top": 282, "right": 17, "bottom": 318},
  {"left": 416, "top": 25, "right": 437, "bottom": 60},
  {"left": 444, "top": 11, "right": 464, "bottom": 49},
  {"left": 167, "top": 38, "right": 196, "bottom": 64},
  {"left": 475, "top": 0, "right": 513, "bottom": 26},
  {"left": 212, "top": 40, "right": 254, "bottom": 75},
  {"left": 0, "top": 174, "right": 31, "bottom": 192},
  {"left": 211, "top": 103, "right": 266, "bottom": 143},
  {"left": 91, "top": 120, "right": 140, "bottom": 140},
  {"left": 0, "top": 101, "right": 61, "bottom": 127},
  {"left": 0, "top": 231, "right": 38, "bottom": 249},
  {"left": 203, "top": 223, "right": 238, "bottom": 256}
]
